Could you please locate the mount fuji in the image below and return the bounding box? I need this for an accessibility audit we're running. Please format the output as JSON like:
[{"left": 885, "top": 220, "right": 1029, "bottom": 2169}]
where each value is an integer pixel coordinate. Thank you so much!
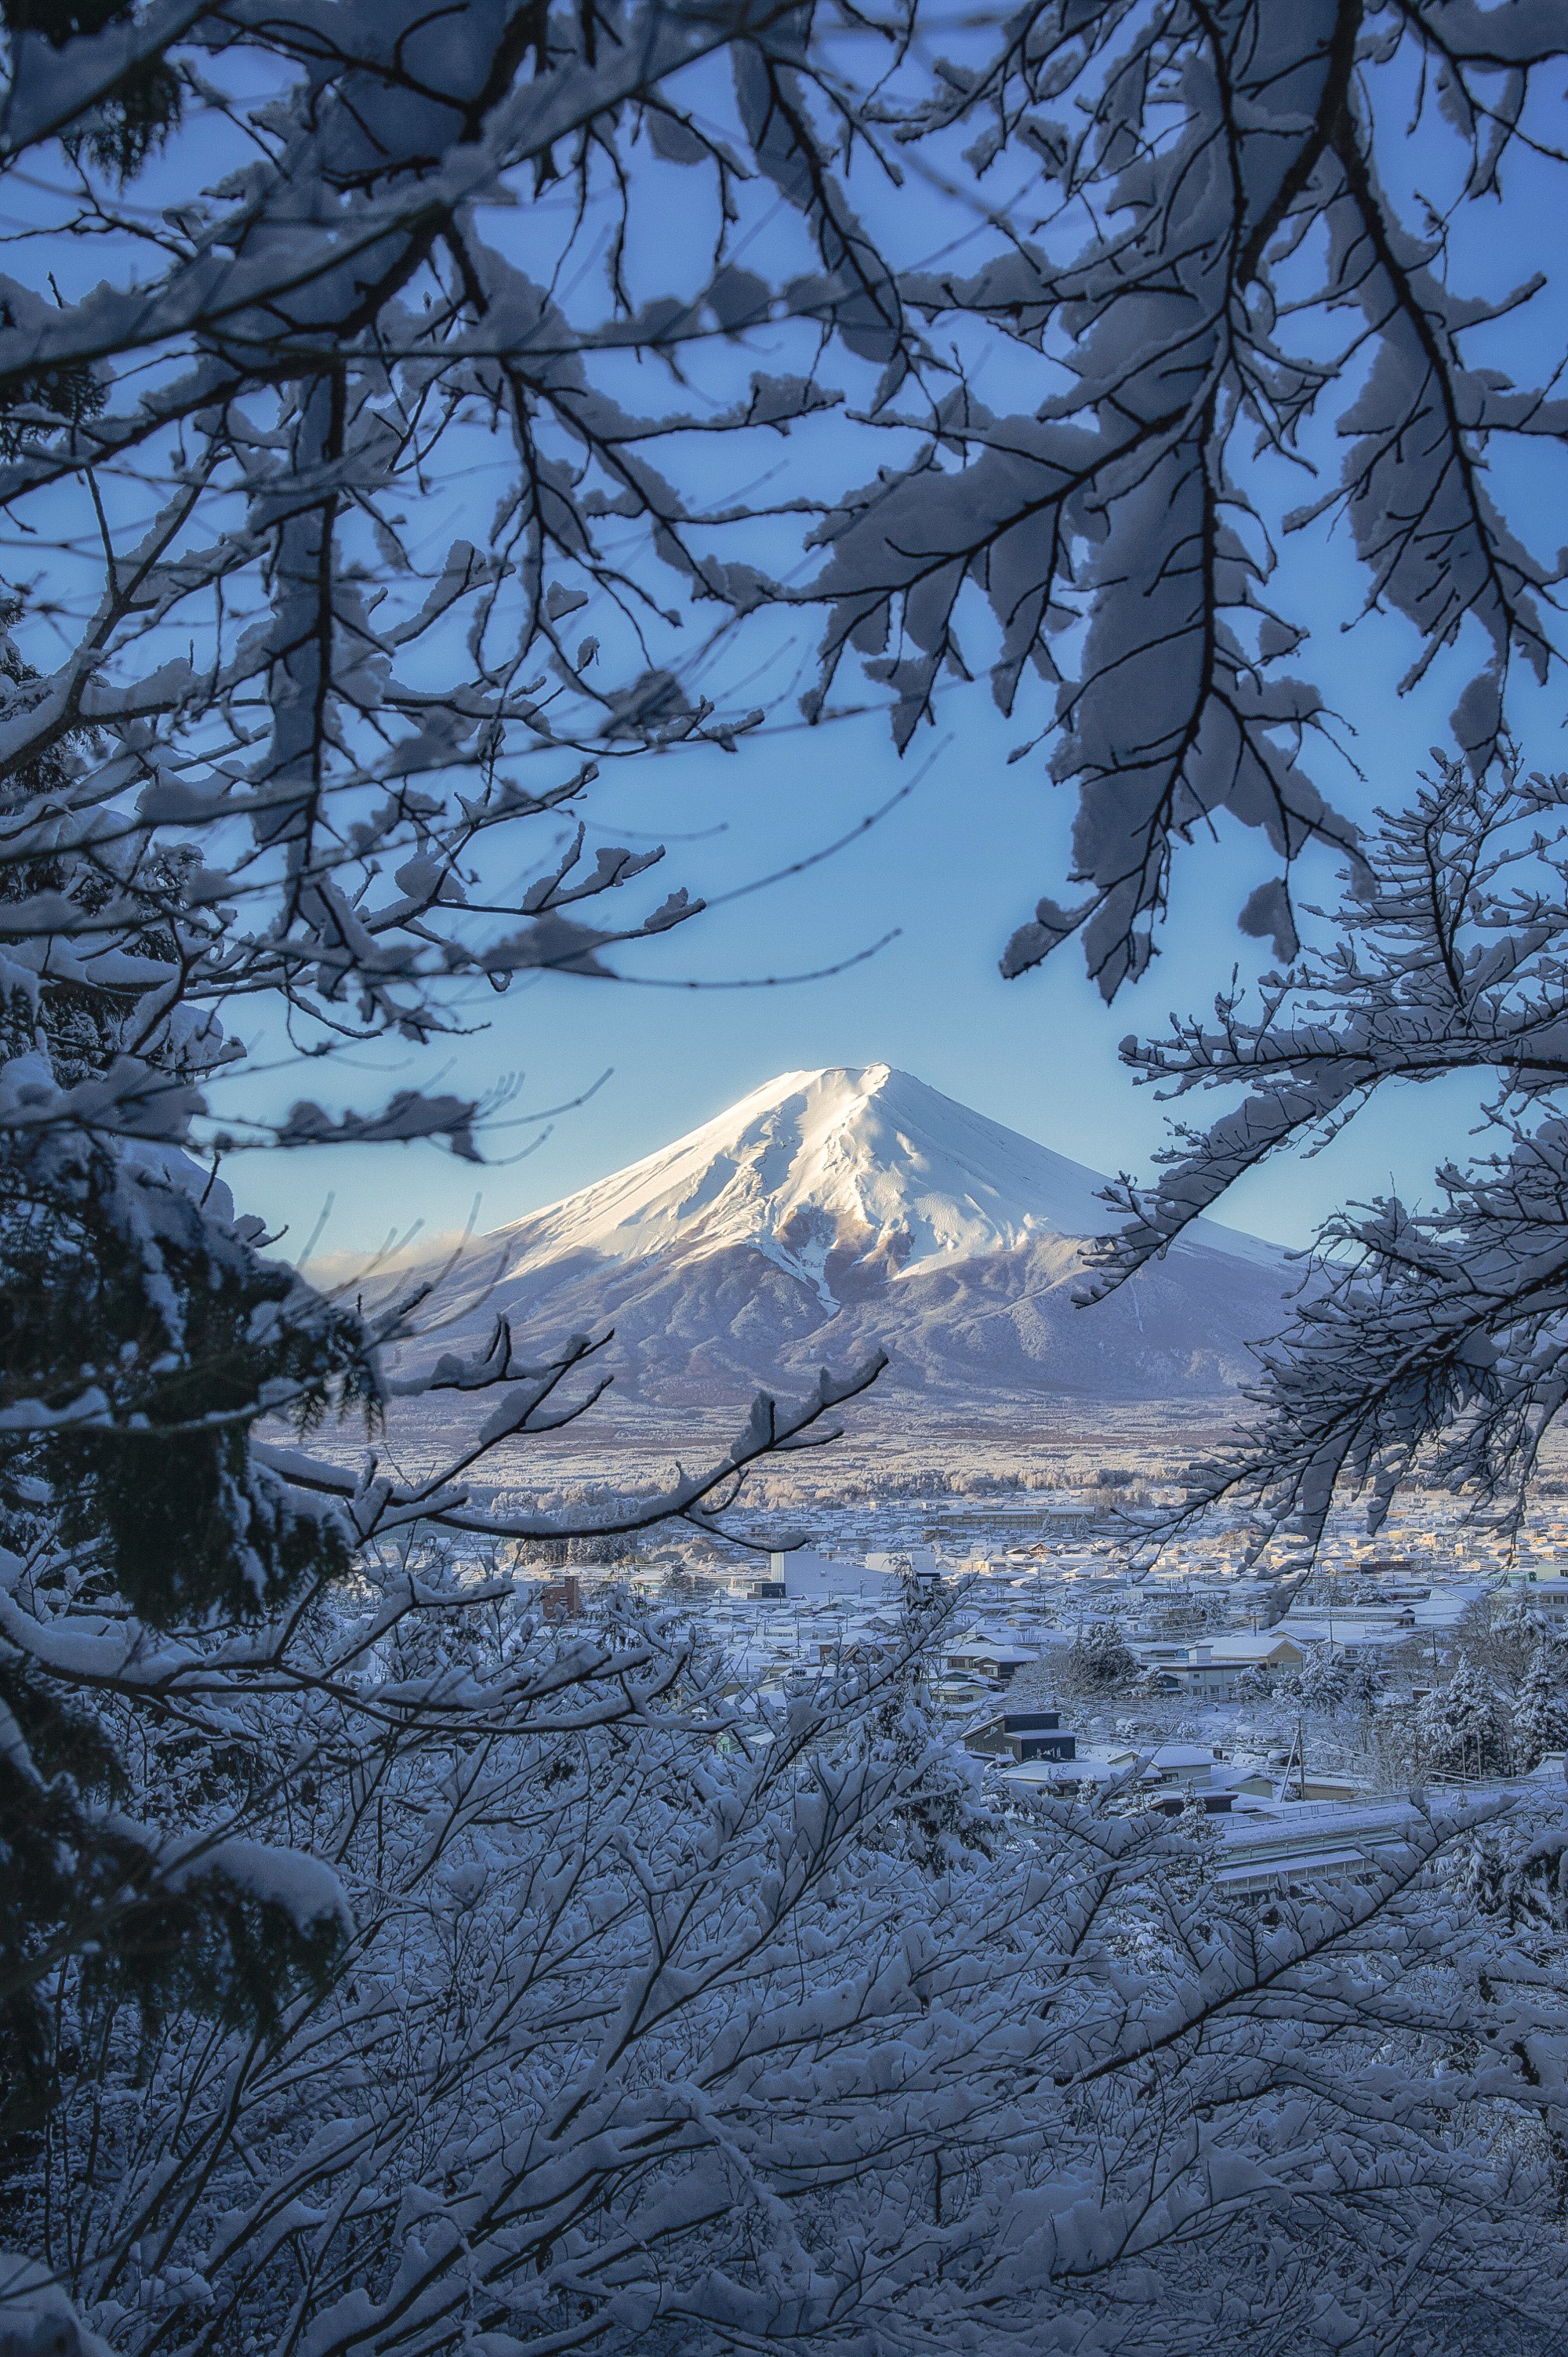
[{"left": 392, "top": 1066, "right": 1293, "bottom": 1407}]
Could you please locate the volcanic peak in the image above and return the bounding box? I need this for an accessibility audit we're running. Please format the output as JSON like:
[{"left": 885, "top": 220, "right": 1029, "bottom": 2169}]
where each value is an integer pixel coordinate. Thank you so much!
[{"left": 488, "top": 1063, "right": 1272, "bottom": 1311}]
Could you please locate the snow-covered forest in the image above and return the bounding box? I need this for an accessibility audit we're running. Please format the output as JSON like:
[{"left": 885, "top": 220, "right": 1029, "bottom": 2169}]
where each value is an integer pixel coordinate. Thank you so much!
[{"left": 4, "top": 0, "right": 1568, "bottom": 2350}]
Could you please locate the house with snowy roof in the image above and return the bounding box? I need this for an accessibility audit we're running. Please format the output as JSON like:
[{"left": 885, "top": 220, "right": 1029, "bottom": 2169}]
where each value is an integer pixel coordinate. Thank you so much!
[
  {"left": 942, "top": 1638, "right": 1041, "bottom": 1685},
  {"left": 1136, "top": 1631, "right": 1307, "bottom": 1701}
]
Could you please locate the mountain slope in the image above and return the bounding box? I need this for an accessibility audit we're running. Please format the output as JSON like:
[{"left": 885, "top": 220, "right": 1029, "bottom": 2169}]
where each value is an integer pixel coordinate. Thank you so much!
[
  {"left": 393, "top": 1065, "right": 1291, "bottom": 1408},
  {"left": 474, "top": 1065, "right": 1274, "bottom": 1297}
]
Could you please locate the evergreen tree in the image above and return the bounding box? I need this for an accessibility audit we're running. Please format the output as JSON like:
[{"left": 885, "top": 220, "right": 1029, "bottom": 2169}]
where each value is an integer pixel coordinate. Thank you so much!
[
  {"left": 1513, "top": 1647, "right": 1568, "bottom": 1774},
  {"left": 1454, "top": 1593, "right": 1551, "bottom": 1687},
  {"left": 866, "top": 1578, "right": 993, "bottom": 1872},
  {"left": 1420, "top": 1655, "right": 1513, "bottom": 1781},
  {"left": 1491, "top": 1597, "right": 1553, "bottom": 1685},
  {"left": 1345, "top": 1651, "right": 1386, "bottom": 1712},
  {"left": 0, "top": 702, "right": 376, "bottom": 2142},
  {"left": 1295, "top": 1643, "right": 1348, "bottom": 1714},
  {"left": 1063, "top": 1618, "right": 1137, "bottom": 1697}
]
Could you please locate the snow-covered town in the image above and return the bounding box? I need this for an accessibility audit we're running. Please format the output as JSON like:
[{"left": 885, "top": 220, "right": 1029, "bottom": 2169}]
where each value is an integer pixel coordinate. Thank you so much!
[{"left": 521, "top": 1480, "right": 1568, "bottom": 1899}]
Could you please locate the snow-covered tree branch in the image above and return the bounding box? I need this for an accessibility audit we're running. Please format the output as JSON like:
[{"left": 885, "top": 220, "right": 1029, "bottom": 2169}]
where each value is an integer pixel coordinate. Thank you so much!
[
  {"left": 806, "top": 0, "right": 1568, "bottom": 993},
  {"left": 8, "top": 3, "right": 1568, "bottom": 2349},
  {"left": 17, "top": 1563, "right": 1568, "bottom": 2355},
  {"left": 0, "top": 0, "right": 922, "bottom": 2239},
  {"left": 1088, "top": 753, "right": 1568, "bottom": 1545}
]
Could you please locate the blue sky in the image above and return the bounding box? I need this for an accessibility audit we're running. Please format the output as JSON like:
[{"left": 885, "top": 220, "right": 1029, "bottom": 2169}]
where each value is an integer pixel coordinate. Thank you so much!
[
  {"left": 231, "top": 589, "right": 1565, "bottom": 1271},
  {"left": 169, "top": 44, "right": 1568, "bottom": 1271}
]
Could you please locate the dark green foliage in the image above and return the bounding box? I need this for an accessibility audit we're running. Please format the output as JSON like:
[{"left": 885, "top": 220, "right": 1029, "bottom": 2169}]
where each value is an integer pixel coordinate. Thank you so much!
[
  {"left": 0, "top": 1648, "right": 342, "bottom": 2142},
  {"left": 69, "top": 55, "right": 182, "bottom": 178},
  {"left": 1, "top": 0, "right": 182, "bottom": 183},
  {"left": 0, "top": 1138, "right": 370, "bottom": 2141},
  {"left": 0, "top": 1129, "right": 372, "bottom": 2144},
  {"left": 0, "top": 637, "right": 376, "bottom": 1629},
  {"left": 0, "top": 620, "right": 374, "bottom": 2155},
  {"left": 53, "top": 1430, "right": 354, "bottom": 1627},
  {"left": 0, "top": 347, "right": 105, "bottom": 460},
  {"left": 1421, "top": 1654, "right": 1513, "bottom": 1781},
  {"left": 5, "top": 0, "right": 134, "bottom": 32},
  {"left": 1345, "top": 1650, "right": 1385, "bottom": 1710},
  {"left": 868, "top": 1581, "right": 994, "bottom": 1872},
  {"left": 0, "top": 1143, "right": 370, "bottom": 1625},
  {"left": 1514, "top": 1646, "right": 1568, "bottom": 1773},
  {"left": 0, "top": 1657, "right": 119, "bottom": 2137},
  {"left": 1294, "top": 1643, "right": 1349, "bottom": 1713}
]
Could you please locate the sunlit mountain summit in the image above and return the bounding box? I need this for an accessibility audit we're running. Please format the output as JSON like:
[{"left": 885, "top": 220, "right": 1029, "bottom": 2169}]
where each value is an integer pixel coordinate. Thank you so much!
[{"left": 400, "top": 1065, "right": 1288, "bottom": 1408}]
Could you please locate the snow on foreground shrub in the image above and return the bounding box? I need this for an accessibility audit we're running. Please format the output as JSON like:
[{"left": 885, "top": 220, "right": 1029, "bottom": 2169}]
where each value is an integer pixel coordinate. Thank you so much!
[{"left": 6, "top": 1571, "right": 1568, "bottom": 2356}]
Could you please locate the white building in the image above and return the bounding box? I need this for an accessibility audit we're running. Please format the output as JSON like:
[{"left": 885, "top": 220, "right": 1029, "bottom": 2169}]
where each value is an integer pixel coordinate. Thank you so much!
[{"left": 766, "top": 1549, "right": 901, "bottom": 1604}]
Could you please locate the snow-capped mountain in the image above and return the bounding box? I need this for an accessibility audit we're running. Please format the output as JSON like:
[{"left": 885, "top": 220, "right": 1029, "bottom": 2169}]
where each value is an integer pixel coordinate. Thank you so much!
[
  {"left": 475, "top": 1064, "right": 1274, "bottom": 1304},
  {"left": 397, "top": 1065, "right": 1291, "bottom": 1408}
]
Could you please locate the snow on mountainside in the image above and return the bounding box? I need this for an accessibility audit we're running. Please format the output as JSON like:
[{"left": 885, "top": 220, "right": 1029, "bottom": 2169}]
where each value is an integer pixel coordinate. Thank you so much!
[
  {"left": 477, "top": 1064, "right": 1276, "bottom": 1308},
  {"left": 394, "top": 1066, "right": 1291, "bottom": 1410}
]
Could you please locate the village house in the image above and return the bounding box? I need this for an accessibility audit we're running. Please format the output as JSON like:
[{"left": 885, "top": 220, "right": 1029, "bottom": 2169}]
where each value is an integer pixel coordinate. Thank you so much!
[{"left": 1137, "top": 1631, "right": 1307, "bottom": 1701}]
